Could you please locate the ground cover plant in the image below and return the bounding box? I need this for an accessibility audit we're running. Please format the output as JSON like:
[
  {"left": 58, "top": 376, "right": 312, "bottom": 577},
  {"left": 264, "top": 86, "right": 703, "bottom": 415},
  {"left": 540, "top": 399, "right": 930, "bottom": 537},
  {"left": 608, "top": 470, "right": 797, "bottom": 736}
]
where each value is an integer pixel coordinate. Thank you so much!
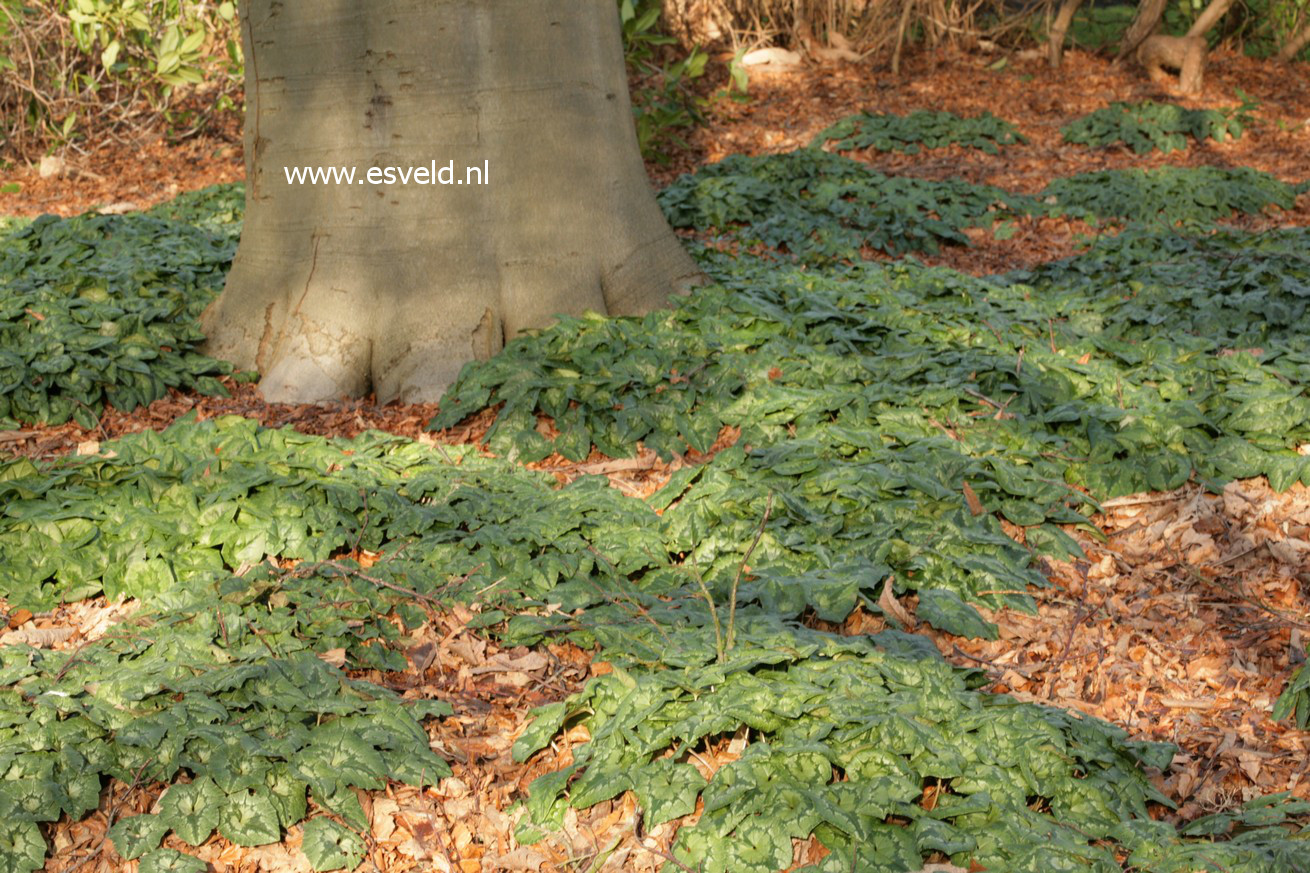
[
  {"left": 810, "top": 109, "right": 1027, "bottom": 154},
  {"left": 1060, "top": 99, "right": 1256, "bottom": 154},
  {"left": 0, "top": 188, "right": 239, "bottom": 429},
  {"left": 4, "top": 146, "right": 1310, "bottom": 869},
  {"left": 657, "top": 152, "right": 1300, "bottom": 263},
  {"left": 656, "top": 149, "right": 1033, "bottom": 261},
  {"left": 4, "top": 395, "right": 1308, "bottom": 871},
  {"left": 1041, "top": 165, "right": 1302, "bottom": 226}
]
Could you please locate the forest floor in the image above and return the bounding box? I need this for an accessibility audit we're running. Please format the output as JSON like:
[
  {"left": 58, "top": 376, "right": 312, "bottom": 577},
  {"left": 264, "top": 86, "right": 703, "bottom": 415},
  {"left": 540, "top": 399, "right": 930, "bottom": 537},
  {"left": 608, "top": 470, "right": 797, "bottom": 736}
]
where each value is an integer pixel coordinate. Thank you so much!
[{"left": 2, "top": 46, "right": 1310, "bottom": 873}]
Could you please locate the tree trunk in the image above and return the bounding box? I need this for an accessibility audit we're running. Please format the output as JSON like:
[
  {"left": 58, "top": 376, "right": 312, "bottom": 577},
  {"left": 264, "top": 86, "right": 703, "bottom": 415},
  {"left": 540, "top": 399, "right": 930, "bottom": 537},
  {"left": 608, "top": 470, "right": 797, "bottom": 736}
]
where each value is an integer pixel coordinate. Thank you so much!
[
  {"left": 891, "top": 0, "right": 916, "bottom": 75},
  {"left": 1048, "top": 0, "right": 1085, "bottom": 69},
  {"left": 1137, "top": 33, "right": 1208, "bottom": 93},
  {"left": 202, "top": 0, "right": 703, "bottom": 404},
  {"left": 1115, "top": 0, "right": 1168, "bottom": 62},
  {"left": 1277, "top": 19, "right": 1310, "bottom": 62},
  {"left": 1185, "top": 0, "right": 1236, "bottom": 38}
]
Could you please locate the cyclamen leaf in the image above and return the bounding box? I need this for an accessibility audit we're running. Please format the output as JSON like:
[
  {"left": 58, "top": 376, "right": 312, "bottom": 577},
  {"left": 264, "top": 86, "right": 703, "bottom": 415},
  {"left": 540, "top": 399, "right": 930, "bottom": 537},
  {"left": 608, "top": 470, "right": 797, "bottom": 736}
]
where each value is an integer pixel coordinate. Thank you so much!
[
  {"left": 159, "top": 776, "right": 224, "bottom": 846},
  {"left": 301, "top": 817, "right": 365, "bottom": 872},
  {"left": 915, "top": 583, "right": 1004, "bottom": 639},
  {"left": 292, "top": 727, "right": 388, "bottom": 795},
  {"left": 312, "top": 783, "right": 370, "bottom": 831},
  {"left": 138, "top": 849, "right": 207, "bottom": 873},
  {"left": 629, "top": 759, "right": 705, "bottom": 826},
  {"left": 218, "top": 788, "right": 282, "bottom": 847},
  {"left": 107, "top": 814, "right": 169, "bottom": 860},
  {"left": 264, "top": 765, "right": 309, "bottom": 829},
  {"left": 0, "top": 820, "right": 46, "bottom": 873},
  {"left": 512, "top": 702, "right": 568, "bottom": 763}
]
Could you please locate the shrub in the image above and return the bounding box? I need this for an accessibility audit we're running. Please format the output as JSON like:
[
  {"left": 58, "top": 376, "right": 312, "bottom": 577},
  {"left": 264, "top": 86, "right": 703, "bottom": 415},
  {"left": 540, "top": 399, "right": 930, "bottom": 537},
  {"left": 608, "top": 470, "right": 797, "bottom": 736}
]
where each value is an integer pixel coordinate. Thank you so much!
[{"left": 0, "top": 0, "right": 242, "bottom": 159}]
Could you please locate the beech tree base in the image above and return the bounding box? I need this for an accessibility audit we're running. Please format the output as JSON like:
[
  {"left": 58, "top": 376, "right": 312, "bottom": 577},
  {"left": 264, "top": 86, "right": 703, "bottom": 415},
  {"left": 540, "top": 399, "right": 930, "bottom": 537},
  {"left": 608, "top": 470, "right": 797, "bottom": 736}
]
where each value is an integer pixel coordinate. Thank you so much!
[{"left": 203, "top": 0, "right": 702, "bottom": 404}]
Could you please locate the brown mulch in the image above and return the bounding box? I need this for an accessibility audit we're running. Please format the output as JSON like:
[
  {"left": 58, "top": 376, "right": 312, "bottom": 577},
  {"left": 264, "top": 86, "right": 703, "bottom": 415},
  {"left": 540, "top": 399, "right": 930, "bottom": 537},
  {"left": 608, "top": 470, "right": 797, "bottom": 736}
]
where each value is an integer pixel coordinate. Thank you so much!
[
  {"left": 4, "top": 43, "right": 1310, "bottom": 873},
  {"left": 0, "top": 377, "right": 471, "bottom": 461},
  {"left": 1, "top": 132, "right": 243, "bottom": 219},
  {"left": 944, "top": 478, "right": 1310, "bottom": 817}
]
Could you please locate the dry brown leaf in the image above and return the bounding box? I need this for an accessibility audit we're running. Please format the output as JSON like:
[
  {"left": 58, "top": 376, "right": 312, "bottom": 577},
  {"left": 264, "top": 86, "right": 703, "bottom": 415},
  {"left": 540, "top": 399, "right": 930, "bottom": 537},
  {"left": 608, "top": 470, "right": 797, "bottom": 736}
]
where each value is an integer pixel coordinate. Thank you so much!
[
  {"left": 448, "top": 635, "right": 487, "bottom": 665},
  {"left": 879, "top": 575, "right": 915, "bottom": 629},
  {"left": 243, "top": 844, "right": 313, "bottom": 873},
  {"left": 469, "top": 652, "right": 549, "bottom": 675},
  {"left": 0, "top": 625, "right": 76, "bottom": 648},
  {"left": 962, "top": 480, "right": 985, "bottom": 516},
  {"left": 489, "top": 847, "right": 549, "bottom": 871},
  {"left": 317, "top": 647, "right": 347, "bottom": 668}
]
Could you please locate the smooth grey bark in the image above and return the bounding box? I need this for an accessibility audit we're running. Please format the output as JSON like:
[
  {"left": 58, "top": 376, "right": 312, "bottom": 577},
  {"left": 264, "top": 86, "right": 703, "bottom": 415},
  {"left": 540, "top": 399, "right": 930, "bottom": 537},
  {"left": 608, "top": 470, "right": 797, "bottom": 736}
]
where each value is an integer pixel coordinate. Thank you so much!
[
  {"left": 1185, "top": 0, "right": 1236, "bottom": 38},
  {"left": 202, "top": 0, "right": 703, "bottom": 404},
  {"left": 1115, "top": 0, "right": 1168, "bottom": 62},
  {"left": 1278, "top": 19, "right": 1310, "bottom": 62},
  {"left": 1048, "top": 0, "right": 1085, "bottom": 69}
]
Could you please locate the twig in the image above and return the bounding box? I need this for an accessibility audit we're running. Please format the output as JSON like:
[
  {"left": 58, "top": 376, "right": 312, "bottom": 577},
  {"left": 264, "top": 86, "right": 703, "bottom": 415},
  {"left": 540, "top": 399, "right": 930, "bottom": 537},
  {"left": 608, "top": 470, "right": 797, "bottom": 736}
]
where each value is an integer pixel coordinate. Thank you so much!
[
  {"left": 52, "top": 637, "right": 94, "bottom": 682},
  {"left": 1101, "top": 492, "right": 1192, "bottom": 509},
  {"left": 634, "top": 815, "right": 698, "bottom": 873},
  {"left": 1215, "top": 542, "right": 1266, "bottom": 566},
  {"left": 537, "top": 455, "right": 659, "bottom": 476},
  {"left": 348, "top": 487, "right": 371, "bottom": 557},
  {"left": 63, "top": 756, "right": 157, "bottom": 873},
  {"left": 1168, "top": 557, "right": 1310, "bottom": 631},
  {"left": 725, "top": 493, "right": 774, "bottom": 654},
  {"left": 963, "top": 387, "right": 1016, "bottom": 419},
  {"left": 952, "top": 645, "right": 1037, "bottom": 681},
  {"left": 295, "top": 559, "right": 438, "bottom": 606},
  {"left": 1042, "top": 603, "right": 1094, "bottom": 695}
]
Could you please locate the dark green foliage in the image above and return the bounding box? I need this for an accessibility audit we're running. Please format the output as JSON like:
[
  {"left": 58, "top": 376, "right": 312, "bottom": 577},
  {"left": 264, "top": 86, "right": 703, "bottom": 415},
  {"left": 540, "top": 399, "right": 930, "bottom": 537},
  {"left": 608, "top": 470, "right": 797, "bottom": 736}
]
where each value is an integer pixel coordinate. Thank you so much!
[
  {"left": 1274, "top": 647, "right": 1310, "bottom": 729},
  {"left": 1004, "top": 227, "right": 1310, "bottom": 351},
  {"left": 655, "top": 152, "right": 1293, "bottom": 265},
  {"left": 657, "top": 150, "right": 1032, "bottom": 261},
  {"left": 1061, "top": 99, "right": 1255, "bottom": 154},
  {"left": 514, "top": 622, "right": 1181, "bottom": 872},
  {"left": 436, "top": 228, "right": 1310, "bottom": 640},
  {"left": 1060, "top": 3, "right": 1137, "bottom": 51},
  {"left": 0, "top": 541, "right": 449, "bottom": 866},
  {"left": 301, "top": 818, "right": 366, "bottom": 871},
  {"left": 1041, "top": 166, "right": 1298, "bottom": 226},
  {"left": 0, "top": 420, "right": 490, "bottom": 868},
  {"left": 0, "top": 184, "right": 243, "bottom": 427},
  {"left": 437, "top": 227, "right": 1310, "bottom": 501},
  {"left": 428, "top": 226, "right": 1310, "bottom": 868},
  {"left": 6, "top": 182, "right": 1310, "bottom": 871},
  {"left": 5, "top": 415, "right": 1306, "bottom": 871},
  {"left": 812, "top": 110, "right": 1027, "bottom": 154},
  {"left": 144, "top": 182, "right": 246, "bottom": 245}
]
